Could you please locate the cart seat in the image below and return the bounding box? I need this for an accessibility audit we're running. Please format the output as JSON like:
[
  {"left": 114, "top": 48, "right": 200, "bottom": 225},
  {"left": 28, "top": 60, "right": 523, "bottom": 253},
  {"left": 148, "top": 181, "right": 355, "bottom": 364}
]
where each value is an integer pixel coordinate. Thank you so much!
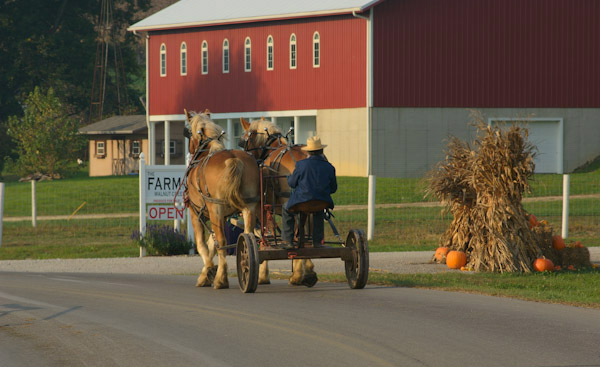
[
  {"left": 288, "top": 200, "right": 329, "bottom": 248},
  {"left": 288, "top": 200, "right": 329, "bottom": 214}
]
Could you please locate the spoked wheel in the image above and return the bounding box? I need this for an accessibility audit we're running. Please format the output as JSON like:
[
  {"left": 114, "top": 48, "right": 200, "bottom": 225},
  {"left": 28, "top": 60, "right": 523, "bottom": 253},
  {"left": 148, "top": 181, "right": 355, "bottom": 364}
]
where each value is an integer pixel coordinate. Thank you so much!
[
  {"left": 236, "top": 233, "right": 259, "bottom": 293},
  {"left": 344, "top": 229, "right": 369, "bottom": 289}
]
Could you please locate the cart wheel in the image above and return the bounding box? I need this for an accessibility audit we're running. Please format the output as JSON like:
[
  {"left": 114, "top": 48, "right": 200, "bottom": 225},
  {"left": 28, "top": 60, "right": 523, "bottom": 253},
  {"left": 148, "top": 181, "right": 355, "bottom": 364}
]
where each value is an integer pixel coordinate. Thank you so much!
[
  {"left": 344, "top": 229, "right": 369, "bottom": 289},
  {"left": 236, "top": 233, "right": 259, "bottom": 293}
]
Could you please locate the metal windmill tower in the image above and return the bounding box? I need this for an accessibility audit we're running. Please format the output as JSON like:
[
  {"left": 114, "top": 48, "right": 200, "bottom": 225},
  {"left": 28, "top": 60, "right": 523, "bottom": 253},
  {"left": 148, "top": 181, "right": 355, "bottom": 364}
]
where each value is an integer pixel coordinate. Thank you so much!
[{"left": 89, "top": 0, "right": 128, "bottom": 122}]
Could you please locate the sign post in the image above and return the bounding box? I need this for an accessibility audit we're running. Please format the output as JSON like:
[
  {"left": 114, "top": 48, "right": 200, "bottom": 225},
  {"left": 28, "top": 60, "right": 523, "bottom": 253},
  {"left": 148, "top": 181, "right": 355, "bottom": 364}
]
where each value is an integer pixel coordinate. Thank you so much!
[
  {"left": 138, "top": 153, "right": 187, "bottom": 257},
  {"left": 0, "top": 182, "right": 4, "bottom": 248}
]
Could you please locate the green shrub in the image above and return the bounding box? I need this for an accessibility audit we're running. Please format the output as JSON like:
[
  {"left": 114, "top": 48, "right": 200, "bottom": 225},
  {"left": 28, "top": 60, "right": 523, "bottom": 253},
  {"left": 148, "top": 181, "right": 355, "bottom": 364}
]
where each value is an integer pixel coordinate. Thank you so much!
[{"left": 131, "top": 224, "right": 193, "bottom": 256}]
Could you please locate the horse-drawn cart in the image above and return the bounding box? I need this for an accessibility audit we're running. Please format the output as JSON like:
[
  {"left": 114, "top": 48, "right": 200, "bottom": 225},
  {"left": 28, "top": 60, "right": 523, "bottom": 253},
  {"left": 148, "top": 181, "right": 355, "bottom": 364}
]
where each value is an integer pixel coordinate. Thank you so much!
[
  {"left": 236, "top": 225, "right": 369, "bottom": 293},
  {"left": 235, "top": 128, "right": 369, "bottom": 293}
]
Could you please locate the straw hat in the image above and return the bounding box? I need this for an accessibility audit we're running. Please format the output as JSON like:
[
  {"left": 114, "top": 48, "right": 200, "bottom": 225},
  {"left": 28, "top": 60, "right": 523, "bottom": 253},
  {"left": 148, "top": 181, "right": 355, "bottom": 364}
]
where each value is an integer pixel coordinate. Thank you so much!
[{"left": 302, "top": 136, "right": 327, "bottom": 151}]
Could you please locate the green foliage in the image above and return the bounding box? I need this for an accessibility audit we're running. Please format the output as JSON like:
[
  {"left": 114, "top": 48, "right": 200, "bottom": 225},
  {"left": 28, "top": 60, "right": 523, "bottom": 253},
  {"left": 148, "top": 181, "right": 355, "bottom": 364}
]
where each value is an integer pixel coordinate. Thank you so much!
[
  {"left": 132, "top": 224, "right": 193, "bottom": 256},
  {"left": 7, "top": 87, "right": 86, "bottom": 176},
  {"left": 0, "top": 0, "right": 150, "bottom": 123}
]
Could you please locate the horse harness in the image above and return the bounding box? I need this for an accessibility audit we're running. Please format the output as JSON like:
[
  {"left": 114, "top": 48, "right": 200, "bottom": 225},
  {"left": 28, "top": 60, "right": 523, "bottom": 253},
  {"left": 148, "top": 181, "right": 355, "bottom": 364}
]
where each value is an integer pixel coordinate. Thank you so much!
[{"left": 181, "top": 138, "right": 258, "bottom": 249}]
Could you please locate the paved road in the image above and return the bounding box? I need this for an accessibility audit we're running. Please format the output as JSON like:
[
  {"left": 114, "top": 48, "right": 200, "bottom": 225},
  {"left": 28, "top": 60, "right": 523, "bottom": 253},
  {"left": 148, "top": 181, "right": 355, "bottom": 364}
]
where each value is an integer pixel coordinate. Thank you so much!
[
  {"left": 1, "top": 248, "right": 598, "bottom": 276},
  {"left": 1, "top": 272, "right": 600, "bottom": 367}
]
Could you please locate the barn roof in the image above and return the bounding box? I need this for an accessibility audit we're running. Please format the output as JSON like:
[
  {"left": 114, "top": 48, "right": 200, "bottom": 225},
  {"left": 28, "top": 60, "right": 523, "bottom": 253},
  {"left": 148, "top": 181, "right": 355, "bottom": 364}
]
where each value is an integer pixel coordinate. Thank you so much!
[
  {"left": 128, "top": 0, "right": 383, "bottom": 32},
  {"left": 79, "top": 115, "right": 147, "bottom": 135}
]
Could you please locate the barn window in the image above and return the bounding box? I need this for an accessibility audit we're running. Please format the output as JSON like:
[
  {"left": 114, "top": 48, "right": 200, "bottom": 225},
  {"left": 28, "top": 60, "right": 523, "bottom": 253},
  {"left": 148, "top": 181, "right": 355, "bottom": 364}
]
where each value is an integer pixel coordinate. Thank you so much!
[
  {"left": 201, "top": 41, "right": 208, "bottom": 74},
  {"left": 160, "top": 44, "right": 166, "bottom": 76},
  {"left": 244, "top": 37, "right": 251, "bottom": 72},
  {"left": 289, "top": 34, "right": 297, "bottom": 69},
  {"left": 180, "top": 42, "right": 187, "bottom": 76},
  {"left": 96, "top": 141, "right": 106, "bottom": 158},
  {"left": 222, "top": 39, "right": 230, "bottom": 73},
  {"left": 313, "top": 32, "right": 320, "bottom": 68},
  {"left": 267, "top": 35, "right": 274, "bottom": 70}
]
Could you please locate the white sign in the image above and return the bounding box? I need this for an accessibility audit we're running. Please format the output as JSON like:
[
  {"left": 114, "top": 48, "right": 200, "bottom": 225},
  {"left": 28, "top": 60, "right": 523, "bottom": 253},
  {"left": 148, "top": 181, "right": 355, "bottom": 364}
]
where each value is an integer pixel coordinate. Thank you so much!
[
  {"left": 145, "top": 167, "right": 186, "bottom": 203},
  {"left": 147, "top": 205, "right": 185, "bottom": 220}
]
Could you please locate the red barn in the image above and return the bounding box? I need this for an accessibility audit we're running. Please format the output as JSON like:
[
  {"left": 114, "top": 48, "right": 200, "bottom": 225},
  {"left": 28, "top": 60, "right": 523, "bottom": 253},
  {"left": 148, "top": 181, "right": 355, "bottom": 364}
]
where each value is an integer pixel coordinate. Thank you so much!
[{"left": 130, "top": 0, "right": 600, "bottom": 177}]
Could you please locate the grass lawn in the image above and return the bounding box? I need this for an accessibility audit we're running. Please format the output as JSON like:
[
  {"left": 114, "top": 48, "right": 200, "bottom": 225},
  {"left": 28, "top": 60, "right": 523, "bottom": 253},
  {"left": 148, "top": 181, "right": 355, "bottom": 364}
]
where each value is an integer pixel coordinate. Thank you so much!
[
  {"left": 318, "top": 268, "right": 600, "bottom": 309},
  {"left": 1, "top": 167, "right": 599, "bottom": 258}
]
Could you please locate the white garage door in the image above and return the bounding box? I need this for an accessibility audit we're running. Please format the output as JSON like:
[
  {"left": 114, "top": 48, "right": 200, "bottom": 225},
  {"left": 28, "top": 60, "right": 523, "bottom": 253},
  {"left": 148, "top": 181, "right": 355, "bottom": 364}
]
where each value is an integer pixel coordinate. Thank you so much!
[{"left": 490, "top": 118, "right": 563, "bottom": 174}]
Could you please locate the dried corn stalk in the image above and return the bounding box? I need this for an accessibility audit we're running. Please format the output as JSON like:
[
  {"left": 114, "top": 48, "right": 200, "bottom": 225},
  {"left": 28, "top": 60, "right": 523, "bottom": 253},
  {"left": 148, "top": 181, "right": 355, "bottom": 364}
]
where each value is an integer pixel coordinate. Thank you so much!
[{"left": 427, "top": 113, "right": 543, "bottom": 272}]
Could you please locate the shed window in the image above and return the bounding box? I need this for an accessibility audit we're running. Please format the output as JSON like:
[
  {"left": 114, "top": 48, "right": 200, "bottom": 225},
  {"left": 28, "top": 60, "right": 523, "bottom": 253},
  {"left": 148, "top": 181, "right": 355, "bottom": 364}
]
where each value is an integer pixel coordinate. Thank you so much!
[
  {"left": 160, "top": 44, "right": 167, "bottom": 76},
  {"left": 180, "top": 42, "right": 187, "bottom": 76},
  {"left": 313, "top": 32, "right": 320, "bottom": 68},
  {"left": 96, "top": 141, "right": 106, "bottom": 158},
  {"left": 290, "top": 34, "right": 297, "bottom": 69},
  {"left": 267, "top": 35, "right": 274, "bottom": 70},
  {"left": 201, "top": 41, "right": 208, "bottom": 74},
  {"left": 223, "top": 39, "right": 230, "bottom": 73},
  {"left": 131, "top": 140, "right": 141, "bottom": 155},
  {"left": 244, "top": 37, "right": 251, "bottom": 72}
]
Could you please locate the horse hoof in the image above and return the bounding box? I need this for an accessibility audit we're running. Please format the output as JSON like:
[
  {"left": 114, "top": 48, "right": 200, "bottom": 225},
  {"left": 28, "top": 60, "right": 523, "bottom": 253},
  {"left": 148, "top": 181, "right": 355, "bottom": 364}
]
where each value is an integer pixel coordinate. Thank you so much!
[
  {"left": 289, "top": 276, "right": 303, "bottom": 286},
  {"left": 206, "top": 266, "right": 218, "bottom": 283},
  {"left": 213, "top": 280, "right": 229, "bottom": 289},
  {"left": 301, "top": 273, "right": 318, "bottom": 288},
  {"left": 196, "top": 275, "right": 212, "bottom": 287}
]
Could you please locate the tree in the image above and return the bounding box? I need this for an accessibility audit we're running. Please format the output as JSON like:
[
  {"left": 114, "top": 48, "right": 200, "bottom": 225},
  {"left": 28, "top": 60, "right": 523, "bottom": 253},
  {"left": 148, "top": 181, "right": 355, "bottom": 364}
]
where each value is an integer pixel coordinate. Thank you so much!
[{"left": 7, "top": 87, "right": 86, "bottom": 177}]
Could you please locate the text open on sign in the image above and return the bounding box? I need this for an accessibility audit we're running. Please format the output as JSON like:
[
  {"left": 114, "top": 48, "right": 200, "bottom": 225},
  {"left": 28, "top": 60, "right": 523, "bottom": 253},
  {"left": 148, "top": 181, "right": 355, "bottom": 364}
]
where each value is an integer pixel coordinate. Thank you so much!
[{"left": 147, "top": 205, "right": 185, "bottom": 220}]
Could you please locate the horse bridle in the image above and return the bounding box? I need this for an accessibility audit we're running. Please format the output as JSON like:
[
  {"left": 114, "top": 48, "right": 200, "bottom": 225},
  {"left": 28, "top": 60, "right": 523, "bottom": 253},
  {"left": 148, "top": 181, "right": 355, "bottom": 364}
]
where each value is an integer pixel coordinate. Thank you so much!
[{"left": 239, "top": 130, "right": 286, "bottom": 163}]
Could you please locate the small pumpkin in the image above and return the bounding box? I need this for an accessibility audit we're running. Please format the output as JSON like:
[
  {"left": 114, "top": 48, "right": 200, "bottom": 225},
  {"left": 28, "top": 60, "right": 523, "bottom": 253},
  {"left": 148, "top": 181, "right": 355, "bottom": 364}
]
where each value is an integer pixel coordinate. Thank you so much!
[
  {"left": 446, "top": 251, "right": 467, "bottom": 269},
  {"left": 533, "top": 258, "right": 554, "bottom": 272},
  {"left": 528, "top": 214, "right": 540, "bottom": 228},
  {"left": 552, "top": 235, "right": 565, "bottom": 250},
  {"left": 434, "top": 246, "right": 450, "bottom": 262}
]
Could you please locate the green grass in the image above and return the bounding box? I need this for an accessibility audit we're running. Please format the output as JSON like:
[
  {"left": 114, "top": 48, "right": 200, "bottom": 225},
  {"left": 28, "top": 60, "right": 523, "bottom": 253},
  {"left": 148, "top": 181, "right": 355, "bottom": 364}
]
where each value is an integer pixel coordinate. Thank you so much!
[
  {"left": 318, "top": 268, "right": 600, "bottom": 309},
  {"left": 1, "top": 167, "right": 599, "bottom": 258}
]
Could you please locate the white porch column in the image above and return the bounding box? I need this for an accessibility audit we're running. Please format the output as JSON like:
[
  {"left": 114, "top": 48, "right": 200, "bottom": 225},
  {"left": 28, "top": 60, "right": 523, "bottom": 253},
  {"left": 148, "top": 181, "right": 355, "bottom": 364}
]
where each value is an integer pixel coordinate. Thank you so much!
[
  {"left": 149, "top": 121, "right": 156, "bottom": 165},
  {"left": 227, "top": 118, "right": 234, "bottom": 149},
  {"left": 293, "top": 116, "right": 300, "bottom": 145},
  {"left": 164, "top": 120, "right": 170, "bottom": 165}
]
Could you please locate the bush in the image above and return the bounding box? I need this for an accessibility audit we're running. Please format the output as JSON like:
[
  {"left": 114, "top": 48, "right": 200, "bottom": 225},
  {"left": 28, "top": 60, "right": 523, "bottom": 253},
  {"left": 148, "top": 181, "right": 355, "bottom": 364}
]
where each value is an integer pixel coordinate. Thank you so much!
[{"left": 131, "top": 224, "right": 193, "bottom": 256}]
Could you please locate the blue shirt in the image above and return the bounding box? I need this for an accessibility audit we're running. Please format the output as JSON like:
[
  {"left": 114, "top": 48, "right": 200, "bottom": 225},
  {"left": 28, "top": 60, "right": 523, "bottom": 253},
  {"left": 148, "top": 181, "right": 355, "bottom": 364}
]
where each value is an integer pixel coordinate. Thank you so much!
[{"left": 285, "top": 155, "right": 337, "bottom": 210}]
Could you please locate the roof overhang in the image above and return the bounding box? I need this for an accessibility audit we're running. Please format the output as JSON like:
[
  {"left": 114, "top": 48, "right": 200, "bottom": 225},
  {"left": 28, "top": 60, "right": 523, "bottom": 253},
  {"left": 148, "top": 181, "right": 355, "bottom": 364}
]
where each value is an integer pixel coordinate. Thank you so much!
[{"left": 128, "top": 0, "right": 385, "bottom": 33}]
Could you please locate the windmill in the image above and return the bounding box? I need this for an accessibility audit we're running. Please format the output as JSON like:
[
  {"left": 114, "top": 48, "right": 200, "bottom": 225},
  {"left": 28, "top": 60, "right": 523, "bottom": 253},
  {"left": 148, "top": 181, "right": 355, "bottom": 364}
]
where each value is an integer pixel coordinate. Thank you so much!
[{"left": 89, "top": 0, "right": 128, "bottom": 123}]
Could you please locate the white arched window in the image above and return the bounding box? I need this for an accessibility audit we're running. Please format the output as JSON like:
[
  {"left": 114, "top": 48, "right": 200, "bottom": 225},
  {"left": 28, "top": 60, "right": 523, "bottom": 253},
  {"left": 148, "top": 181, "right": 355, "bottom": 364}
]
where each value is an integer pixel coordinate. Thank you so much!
[
  {"left": 289, "top": 34, "right": 297, "bottom": 69},
  {"left": 180, "top": 42, "right": 187, "bottom": 76},
  {"left": 244, "top": 37, "right": 251, "bottom": 72},
  {"left": 313, "top": 32, "right": 320, "bottom": 68},
  {"left": 160, "top": 43, "right": 167, "bottom": 76},
  {"left": 201, "top": 41, "right": 208, "bottom": 74},
  {"left": 222, "top": 39, "right": 230, "bottom": 73},
  {"left": 266, "top": 35, "right": 274, "bottom": 70}
]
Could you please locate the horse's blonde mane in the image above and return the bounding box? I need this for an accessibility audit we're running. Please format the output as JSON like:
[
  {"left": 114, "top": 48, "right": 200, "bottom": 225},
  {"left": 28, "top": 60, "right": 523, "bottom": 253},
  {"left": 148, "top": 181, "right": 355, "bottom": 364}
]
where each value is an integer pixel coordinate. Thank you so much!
[
  {"left": 248, "top": 118, "right": 288, "bottom": 146},
  {"left": 189, "top": 112, "right": 225, "bottom": 152}
]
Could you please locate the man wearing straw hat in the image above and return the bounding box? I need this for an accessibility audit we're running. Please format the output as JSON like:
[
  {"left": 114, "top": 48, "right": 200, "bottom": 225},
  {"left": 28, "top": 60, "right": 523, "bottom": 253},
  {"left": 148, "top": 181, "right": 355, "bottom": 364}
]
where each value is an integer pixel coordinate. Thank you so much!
[{"left": 281, "top": 136, "right": 337, "bottom": 248}]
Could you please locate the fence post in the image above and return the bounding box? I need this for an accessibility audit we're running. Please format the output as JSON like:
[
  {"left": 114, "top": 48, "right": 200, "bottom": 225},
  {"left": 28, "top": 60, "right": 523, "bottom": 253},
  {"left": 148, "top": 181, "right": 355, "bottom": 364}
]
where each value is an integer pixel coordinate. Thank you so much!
[
  {"left": 31, "top": 179, "right": 37, "bottom": 228},
  {"left": 367, "top": 174, "right": 376, "bottom": 240},
  {"left": 139, "top": 153, "right": 147, "bottom": 257},
  {"left": 186, "top": 152, "right": 195, "bottom": 254},
  {"left": 0, "top": 182, "right": 4, "bottom": 248},
  {"left": 562, "top": 174, "right": 569, "bottom": 239}
]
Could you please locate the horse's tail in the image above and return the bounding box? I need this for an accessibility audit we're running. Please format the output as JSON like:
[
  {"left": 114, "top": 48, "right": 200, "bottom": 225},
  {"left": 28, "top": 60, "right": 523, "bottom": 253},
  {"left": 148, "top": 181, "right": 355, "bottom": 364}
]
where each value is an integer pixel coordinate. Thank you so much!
[{"left": 222, "top": 158, "right": 247, "bottom": 211}]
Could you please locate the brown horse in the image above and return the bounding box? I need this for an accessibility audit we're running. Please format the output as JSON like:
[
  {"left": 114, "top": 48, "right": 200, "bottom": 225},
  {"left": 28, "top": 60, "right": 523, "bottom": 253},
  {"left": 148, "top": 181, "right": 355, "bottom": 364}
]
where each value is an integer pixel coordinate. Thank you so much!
[
  {"left": 239, "top": 117, "right": 318, "bottom": 286},
  {"left": 184, "top": 111, "right": 260, "bottom": 289}
]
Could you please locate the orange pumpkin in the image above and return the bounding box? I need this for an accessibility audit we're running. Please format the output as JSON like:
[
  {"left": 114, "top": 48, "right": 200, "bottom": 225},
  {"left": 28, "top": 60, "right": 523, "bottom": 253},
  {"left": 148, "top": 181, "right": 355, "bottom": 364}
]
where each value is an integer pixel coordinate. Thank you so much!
[
  {"left": 528, "top": 214, "right": 540, "bottom": 228},
  {"left": 446, "top": 251, "right": 467, "bottom": 269},
  {"left": 434, "top": 246, "right": 450, "bottom": 262},
  {"left": 533, "top": 258, "right": 554, "bottom": 272},
  {"left": 552, "top": 235, "right": 565, "bottom": 250}
]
